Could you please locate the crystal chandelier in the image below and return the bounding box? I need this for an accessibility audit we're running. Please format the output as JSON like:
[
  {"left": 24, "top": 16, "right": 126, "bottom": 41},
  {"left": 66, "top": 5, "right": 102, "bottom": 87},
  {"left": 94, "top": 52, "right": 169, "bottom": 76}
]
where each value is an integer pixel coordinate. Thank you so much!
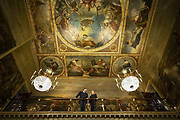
[
  {"left": 115, "top": 69, "right": 142, "bottom": 92},
  {"left": 30, "top": 68, "right": 58, "bottom": 92}
]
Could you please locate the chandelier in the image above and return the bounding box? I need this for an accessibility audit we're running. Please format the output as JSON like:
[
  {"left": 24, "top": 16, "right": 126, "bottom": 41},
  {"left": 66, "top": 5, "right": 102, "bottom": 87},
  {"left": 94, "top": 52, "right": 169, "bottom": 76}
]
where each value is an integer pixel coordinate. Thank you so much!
[
  {"left": 115, "top": 69, "right": 142, "bottom": 92},
  {"left": 30, "top": 68, "right": 58, "bottom": 92}
]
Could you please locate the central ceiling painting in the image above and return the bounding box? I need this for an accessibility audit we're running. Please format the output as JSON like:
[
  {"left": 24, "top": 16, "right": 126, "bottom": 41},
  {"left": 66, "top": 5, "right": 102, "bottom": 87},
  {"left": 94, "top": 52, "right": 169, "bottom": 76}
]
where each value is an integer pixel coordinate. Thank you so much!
[
  {"left": 28, "top": 0, "right": 155, "bottom": 77},
  {"left": 54, "top": 0, "right": 122, "bottom": 51}
]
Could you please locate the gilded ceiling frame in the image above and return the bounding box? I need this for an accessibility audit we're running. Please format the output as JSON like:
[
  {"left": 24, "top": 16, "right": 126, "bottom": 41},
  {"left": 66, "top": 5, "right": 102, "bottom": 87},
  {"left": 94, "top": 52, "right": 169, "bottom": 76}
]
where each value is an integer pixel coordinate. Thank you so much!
[
  {"left": 51, "top": 0, "right": 125, "bottom": 53},
  {"left": 25, "top": 0, "right": 158, "bottom": 78}
]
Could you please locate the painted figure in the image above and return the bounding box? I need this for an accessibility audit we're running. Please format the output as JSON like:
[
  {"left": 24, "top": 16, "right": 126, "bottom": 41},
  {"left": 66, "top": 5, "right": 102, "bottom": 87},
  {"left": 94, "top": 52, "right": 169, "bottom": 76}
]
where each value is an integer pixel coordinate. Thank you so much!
[
  {"left": 82, "top": 0, "right": 97, "bottom": 11},
  {"left": 68, "top": 59, "right": 83, "bottom": 73}
]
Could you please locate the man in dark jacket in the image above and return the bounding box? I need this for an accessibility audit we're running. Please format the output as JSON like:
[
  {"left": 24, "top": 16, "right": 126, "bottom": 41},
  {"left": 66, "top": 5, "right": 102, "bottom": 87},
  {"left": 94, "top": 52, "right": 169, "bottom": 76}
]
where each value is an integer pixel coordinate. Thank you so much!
[{"left": 76, "top": 88, "right": 88, "bottom": 111}]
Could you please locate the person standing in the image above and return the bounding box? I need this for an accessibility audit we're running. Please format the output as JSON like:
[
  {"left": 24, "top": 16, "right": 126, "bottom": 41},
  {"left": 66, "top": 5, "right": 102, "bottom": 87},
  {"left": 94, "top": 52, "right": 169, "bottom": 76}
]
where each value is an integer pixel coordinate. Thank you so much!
[
  {"left": 89, "top": 90, "right": 97, "bottom": 111},
  {"left": 76, "top": 88, "right": 88, "bottom": 111}
]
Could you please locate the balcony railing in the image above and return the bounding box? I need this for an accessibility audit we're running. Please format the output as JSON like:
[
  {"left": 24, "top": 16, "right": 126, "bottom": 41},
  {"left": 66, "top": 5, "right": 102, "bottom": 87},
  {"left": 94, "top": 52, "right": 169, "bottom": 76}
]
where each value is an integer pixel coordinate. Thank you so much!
[
  {"left": 0, "top": 111, "right": 179, "bottom": 119},
  {"left": 4, "top": 97, "right": 177, "bottom": 112},
  {"left": 1, "top": 96, "right": 180, "bottom": 119}
]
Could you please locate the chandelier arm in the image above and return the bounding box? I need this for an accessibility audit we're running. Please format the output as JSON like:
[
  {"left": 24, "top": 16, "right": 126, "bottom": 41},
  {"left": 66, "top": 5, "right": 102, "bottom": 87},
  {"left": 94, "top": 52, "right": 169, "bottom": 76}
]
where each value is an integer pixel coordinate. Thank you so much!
[
  {"left": 135, "top": 70, "right": 142, "bottom": 78},
  {"left": 116, "top": 74, "right": 122, "bottom": 79},
  {"left": 38, "top": 68, "right": 42, "bottom": 75},
  {"left": 139, "top": 78, "right": 143, "bottom": 82},
  {"left": 30, "top": 71, "right": 37, "bottom": 81},
  {"left": 116, "top": 83, "right": 120, "bottom": 88},
  {"left": 120, "top": 86, "right": 123, "bottom": 91},
  {"left": 31, "top": 80, "right": 34, "bottom": 85}
]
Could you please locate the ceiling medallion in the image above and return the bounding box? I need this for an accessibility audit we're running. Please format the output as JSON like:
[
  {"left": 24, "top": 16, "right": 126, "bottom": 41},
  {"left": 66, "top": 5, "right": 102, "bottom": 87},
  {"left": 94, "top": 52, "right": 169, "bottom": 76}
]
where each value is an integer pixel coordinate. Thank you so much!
[
  {"left": 112, "top": 57, "right": 137, "bottom": 75},
  {"left": 53, "top": 0, "right": 124, "bottom": 51},
  {"left": 40, "top": 57, "right": 64, "bottom": 76}
]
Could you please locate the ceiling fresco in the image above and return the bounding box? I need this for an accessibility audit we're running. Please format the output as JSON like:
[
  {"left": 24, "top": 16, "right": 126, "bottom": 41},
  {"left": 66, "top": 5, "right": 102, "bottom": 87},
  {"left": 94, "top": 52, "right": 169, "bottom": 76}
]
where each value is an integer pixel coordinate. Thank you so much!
[
  {"left": 122, "top": 0, "right": 152, "bottom": 54},
  {"left": 66, "top": 56, "right": 110, "bottom": 77},
  {"left": 28, "top": 0, "right": 155, "bottom": 78},
  {"left": 41, "top": 57, "right": 64, "bottom": 76},
  {"left": 112, "top": 57, "right": 136, "bottom": 75},
  {"left": 54, "top": 0, "right": 122, "bottom": 51}
]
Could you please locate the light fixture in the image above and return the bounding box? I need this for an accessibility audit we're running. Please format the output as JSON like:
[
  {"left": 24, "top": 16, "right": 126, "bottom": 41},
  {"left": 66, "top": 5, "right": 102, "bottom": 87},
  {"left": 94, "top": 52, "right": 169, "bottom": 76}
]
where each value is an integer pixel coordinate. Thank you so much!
[
  {"left": 115, "top": 69, "right": 142, "bottom": 92},
  {"left": 33, "top": 76, "right": 52, "bottom": 92},
  {"left": 30, "top": 68, "right": 58, "bottom": 92},
  {"left": 121, "top": 76, "right": 139, "bottom": 92}
]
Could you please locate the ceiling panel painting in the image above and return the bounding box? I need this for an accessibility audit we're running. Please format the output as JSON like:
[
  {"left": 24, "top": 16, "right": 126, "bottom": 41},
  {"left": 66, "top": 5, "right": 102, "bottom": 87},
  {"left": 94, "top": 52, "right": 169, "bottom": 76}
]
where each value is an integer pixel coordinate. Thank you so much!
[
  {"left": 29, "top": 0, "right": 56, "bottom": 54},
  {"left": 110, "top": 56, "right": 138, "bottom": 77},
  {"left": 66, "top": 56, "right": 110, "bottom": 77},
  {"left": 53, "top": 0, "right": 123, "bottom": 52},
  {"left": 40, "top": 57, "right": 64, "bottom": 76},
  {"left": 53, "top": 0, "right": 125, "bottom": 52},
  {"left": 112, "top": 57, "right": 137, "bottom": 75},
  {"left": 39, "top": 56, "right": 66, "bottom": 77},
  {"left": 121, "top": 0, "right": 153, "bottom": 54}
]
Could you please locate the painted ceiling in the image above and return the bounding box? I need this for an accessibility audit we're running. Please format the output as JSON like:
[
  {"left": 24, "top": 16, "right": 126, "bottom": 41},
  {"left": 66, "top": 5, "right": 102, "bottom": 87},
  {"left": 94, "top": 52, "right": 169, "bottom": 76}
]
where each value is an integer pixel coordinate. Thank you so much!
[{"left": 28, "top": 0, "right": 155, "bottom": 78}]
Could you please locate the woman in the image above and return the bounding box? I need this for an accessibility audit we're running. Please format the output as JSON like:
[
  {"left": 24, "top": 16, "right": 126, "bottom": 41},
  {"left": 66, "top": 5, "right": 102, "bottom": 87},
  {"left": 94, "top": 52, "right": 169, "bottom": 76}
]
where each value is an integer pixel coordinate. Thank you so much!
[{"left": 89, "top": 90, "right": 97, "bottom": 111}]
